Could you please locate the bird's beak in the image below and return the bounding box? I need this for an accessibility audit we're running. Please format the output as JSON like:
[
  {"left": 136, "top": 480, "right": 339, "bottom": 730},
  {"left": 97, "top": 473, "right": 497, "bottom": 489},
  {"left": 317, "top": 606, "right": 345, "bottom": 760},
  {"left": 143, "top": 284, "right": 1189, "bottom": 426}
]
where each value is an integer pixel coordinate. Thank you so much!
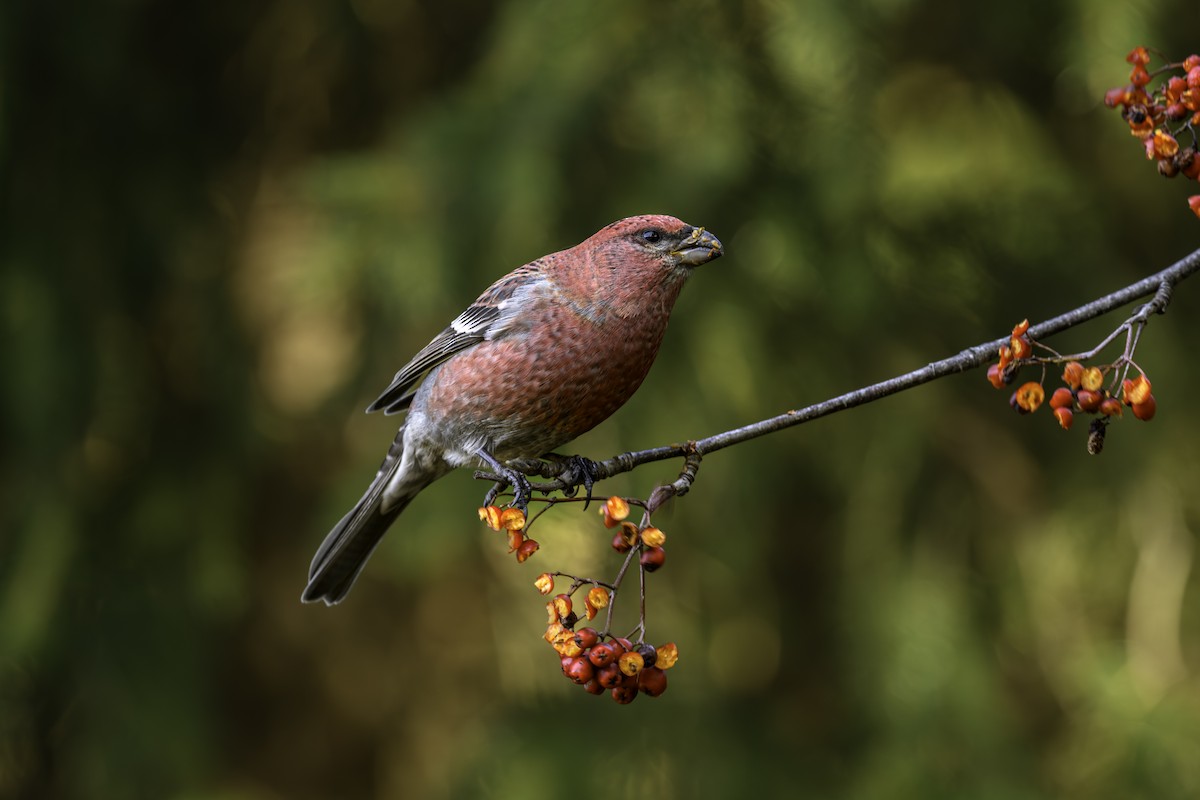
[{"left": 672, "top": 227, "right": 723, "bottom": 266}]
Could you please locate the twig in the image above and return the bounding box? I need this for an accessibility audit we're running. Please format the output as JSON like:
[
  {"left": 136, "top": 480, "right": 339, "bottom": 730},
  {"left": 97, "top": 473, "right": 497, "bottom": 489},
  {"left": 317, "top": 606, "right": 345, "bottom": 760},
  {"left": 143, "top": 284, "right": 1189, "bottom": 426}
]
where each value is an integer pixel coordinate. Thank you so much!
[{"left": 477, "top": 245, "right": 1200, "bottom": 494}]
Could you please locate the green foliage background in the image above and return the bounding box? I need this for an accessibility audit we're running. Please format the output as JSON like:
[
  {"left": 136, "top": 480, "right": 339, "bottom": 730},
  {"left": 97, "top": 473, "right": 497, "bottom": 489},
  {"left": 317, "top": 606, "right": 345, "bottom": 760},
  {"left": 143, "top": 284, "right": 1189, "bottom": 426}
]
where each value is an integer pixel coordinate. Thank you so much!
[{"left": 3, "top": 1, "right": 1199, "bottom": 797}]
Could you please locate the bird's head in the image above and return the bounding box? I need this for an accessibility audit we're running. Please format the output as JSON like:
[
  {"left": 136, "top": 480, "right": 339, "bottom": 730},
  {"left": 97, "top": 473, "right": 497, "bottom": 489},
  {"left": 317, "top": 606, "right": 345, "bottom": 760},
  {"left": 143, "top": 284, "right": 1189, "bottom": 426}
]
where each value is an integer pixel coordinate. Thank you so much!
[
  {"left": 602, "top": 214, "right": 724, "bottom": 273},
  {"left": 552, "top": 215, "right": 723, "bottom": 318}
]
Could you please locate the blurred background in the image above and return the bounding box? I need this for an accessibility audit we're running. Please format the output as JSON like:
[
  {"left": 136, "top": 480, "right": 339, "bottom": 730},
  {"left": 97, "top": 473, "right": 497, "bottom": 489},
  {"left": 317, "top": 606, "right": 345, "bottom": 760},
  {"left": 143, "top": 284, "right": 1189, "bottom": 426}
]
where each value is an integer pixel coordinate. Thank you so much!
[{"left": 3, "top": 0, "right": 1199, "bottom": 797}]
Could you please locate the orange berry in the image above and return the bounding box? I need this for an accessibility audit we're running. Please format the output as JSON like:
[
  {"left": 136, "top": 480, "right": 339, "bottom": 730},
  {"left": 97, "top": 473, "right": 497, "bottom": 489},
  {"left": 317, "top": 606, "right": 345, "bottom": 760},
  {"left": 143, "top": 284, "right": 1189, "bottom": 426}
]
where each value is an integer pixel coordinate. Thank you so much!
[
  {"left": 1099, "top": 397, "right": 1123, "bottom": 417},
  {"left": 986, "top": 363, "right": 1006, "bottom": 389},
  {"left": 1126, "top": 46, "right": 1150, "bottom": 66},
  {"left": 1054, "top": 407, "right": 1074, "bottom": 430},
  {"left": 998, "top": 344, "right": 1014, "bottom": 369},
  {"left": 1081, "top": 367, "right": 1105, "bottom": 392},
  {"left": 640, "top": 546, "right": 666, "bottom": 573},
  {"left": 1014, "top": 381, "right": 1046, "bottom": 413},
  {"left": 534, "top": 573, "right": 555, "bottom": 595},
  {"left": 499, "top": 507, "right": 526, "bottom": 531},
  {"left": 1049, "top": 387, "right": 1074, "bottom": 410},
  {"left": 604, "top": 496, "right": 630, "bottom": 523},
  {"left": 479, "top": 505, "right": 503, "bottom": 530},
  {"left": 618, "top": 650, "right": 646, "bottom": 677},
  {"left": 1150, "top": 129, "right": 1180, "bottom": 159},
  {"left": 506, "top": 529, "right": 523, "bottom": 553},
  {"left": 1011, "top": 319, "right": 1030, "bottom": 337},
  {"left": 1062, "top": 361, "right": 1085, "bottom": 389},
  {"left": 586, "top": 585, "right": 610, "bottom": 611},
  {"left": 1104, "top": 86, "right": 1129, "bottom": 108},
  {"left": 1123, "top": 375, "right": 1152, "bottom": 405},
  {"left": 551, "top": 629, "right": 582, "bottom": 658},
  {"left": 1130, "top": 64, "right": 1151, "bottom": 87},
  {"left": 552, "top": 594, "right": 573, "bottom": 621},
  {"left": 656, "top": 642, "right": 680, "bottom": 670},
  {"left": 1189, "top": 196, "right": 1200, "bottom": 218},
  {"left": 1185, "top": 55, "right": 1200, "bottom": 72},
  {"left": 618, "top": 520, "right": 640, "bottom": 549},
  {"left": 1132, "top": 394, "right": 1157, "bottom": 421},
  {"left": 515, "top": 538, "right": 539, "bottom": 563},
  {"left": 1010, "top": 336, "right": 1032, "bottom": 360},
  {"left": 1076, "top": 389, "right": 1102, "bottom": 413},
  {"left": 640, "top": 526, "right": 666, "bottom": 548}
]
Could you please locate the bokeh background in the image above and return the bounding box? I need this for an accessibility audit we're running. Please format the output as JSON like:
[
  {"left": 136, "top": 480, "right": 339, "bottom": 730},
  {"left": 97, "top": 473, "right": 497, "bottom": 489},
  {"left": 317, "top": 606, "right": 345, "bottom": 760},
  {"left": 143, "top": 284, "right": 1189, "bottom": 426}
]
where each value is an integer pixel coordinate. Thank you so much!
[{"left": 3, "top": 1, "right": 1199, "bottom": 798}]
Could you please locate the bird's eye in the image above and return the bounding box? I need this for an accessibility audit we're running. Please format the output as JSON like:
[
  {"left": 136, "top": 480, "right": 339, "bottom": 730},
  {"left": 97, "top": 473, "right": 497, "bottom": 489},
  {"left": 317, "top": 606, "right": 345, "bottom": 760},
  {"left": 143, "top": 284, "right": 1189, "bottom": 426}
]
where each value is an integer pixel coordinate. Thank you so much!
[{"left": 640, "top": 229, "right": 662, "bottom": 243}]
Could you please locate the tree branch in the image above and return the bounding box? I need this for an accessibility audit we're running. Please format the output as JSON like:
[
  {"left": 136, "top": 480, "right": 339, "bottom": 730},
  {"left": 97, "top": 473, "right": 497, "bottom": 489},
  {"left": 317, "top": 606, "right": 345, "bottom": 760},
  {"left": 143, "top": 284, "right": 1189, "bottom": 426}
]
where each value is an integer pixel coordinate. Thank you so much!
[{"left": 479, "top": 245, "right": 1200, "bottom": 499}]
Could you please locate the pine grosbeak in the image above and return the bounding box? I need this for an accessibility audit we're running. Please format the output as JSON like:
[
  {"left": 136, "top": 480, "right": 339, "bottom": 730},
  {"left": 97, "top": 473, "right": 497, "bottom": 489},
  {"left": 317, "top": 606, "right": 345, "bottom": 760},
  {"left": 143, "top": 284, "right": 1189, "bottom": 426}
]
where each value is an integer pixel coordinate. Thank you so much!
[{"left": 303, "top": 215, "right": 723, "bottom": 604}]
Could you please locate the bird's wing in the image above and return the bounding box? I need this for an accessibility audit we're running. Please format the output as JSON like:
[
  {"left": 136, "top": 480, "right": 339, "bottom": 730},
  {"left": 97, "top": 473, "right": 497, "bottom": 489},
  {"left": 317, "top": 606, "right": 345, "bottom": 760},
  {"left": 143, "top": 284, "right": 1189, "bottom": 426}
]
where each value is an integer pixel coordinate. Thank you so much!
[{"left": 366, "top": 262, "right": 546, "bottom": 414}]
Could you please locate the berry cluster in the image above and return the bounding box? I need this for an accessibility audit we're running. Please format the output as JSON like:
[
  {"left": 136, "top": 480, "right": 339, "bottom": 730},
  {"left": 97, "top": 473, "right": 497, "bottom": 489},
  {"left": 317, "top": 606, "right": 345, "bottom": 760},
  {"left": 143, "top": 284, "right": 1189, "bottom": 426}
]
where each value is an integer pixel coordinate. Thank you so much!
[
  {"left": 540, "top": 578, "right": 679, "bottom": 704},
  {"left": 479, "top": 504, "right": 539, "bottom": 562},
  {"left": 987, "top": 319, "right": 1157, "bottom": 453},
  {"left": 1103, "top": 47, "right": 1200, "bottom": 218},
  {"left": 480, "top": 495, "right": 679, "bottom": 703}
]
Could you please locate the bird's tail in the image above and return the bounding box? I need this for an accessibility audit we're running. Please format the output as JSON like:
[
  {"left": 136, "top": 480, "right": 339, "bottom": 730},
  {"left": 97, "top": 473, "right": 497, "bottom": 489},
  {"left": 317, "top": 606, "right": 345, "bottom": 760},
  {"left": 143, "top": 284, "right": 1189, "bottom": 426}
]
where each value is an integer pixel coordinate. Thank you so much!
[{"left": 302, "top": 428, "right": 430, "bottom": 605}]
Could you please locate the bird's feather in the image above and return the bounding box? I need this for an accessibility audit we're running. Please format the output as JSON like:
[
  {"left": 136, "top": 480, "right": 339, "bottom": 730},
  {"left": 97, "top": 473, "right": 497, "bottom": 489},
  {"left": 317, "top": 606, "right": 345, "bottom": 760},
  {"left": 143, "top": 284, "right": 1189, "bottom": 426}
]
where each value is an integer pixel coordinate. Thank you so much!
[{"left": 366, "top": 262, "right": 545, "bottom": 414}]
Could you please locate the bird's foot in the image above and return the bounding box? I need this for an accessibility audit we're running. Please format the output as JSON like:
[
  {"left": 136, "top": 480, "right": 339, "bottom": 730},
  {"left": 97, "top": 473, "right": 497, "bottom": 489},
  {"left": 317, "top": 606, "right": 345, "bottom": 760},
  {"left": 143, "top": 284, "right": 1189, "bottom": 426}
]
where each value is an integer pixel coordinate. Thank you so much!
[
  {"left": 544, "top": 453, "right": 601, "bottom": 509},
  {"left": 477, "top": 449, "right": 533, "bottom": 514}
]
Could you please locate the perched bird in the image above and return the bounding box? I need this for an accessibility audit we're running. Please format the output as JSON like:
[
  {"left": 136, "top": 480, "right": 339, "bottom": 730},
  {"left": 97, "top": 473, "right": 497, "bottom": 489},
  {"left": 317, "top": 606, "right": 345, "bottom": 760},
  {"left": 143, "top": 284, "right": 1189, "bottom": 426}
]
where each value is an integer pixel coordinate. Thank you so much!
[{"left": 303, "top": 215, "right": 723, "bottom": 605}]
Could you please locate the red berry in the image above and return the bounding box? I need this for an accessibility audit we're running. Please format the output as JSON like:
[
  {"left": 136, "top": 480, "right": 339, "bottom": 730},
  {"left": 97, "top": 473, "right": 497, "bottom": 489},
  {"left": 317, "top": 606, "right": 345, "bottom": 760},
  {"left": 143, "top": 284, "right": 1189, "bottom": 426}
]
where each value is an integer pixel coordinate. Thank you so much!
[
  {"left": 640, "top": 546, "right": 666, "bottom": 573},
  {"left": 573, "top": 627, "right": 600, "bottom": 650},
  {"left": 1076, "top": 389, "right": 1102, "bottom": 413},
  {"left": 637, "top": 667, "right": 668, "bottom": 698},
  {"left": 611, "top": 685, "right": 639, "bottom": 704},
  {"left": 588, "top": 643, "right": 615, "bottom": 667},
  {"left": 562, "top": 657, "right": 594, "bottom": 685},
  {"left": 1132, "top": 394, "right": 1157, "bottom": 421},
  {"left": 1049, "top": 387, "right": 1074, "bottom": 410},
  {"left": 583, "top": 678, "right": 605, "bottom": 696},
  {"left": 596, "top": 662, "right": 623, "bottom": 689}
]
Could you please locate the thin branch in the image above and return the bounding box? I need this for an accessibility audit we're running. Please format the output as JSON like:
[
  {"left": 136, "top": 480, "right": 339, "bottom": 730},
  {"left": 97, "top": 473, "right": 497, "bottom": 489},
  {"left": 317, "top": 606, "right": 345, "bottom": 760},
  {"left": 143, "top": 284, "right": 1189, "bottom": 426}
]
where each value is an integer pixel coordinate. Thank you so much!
[{"left": 479, "top": 245, "right": 1200, "bottom": 496}]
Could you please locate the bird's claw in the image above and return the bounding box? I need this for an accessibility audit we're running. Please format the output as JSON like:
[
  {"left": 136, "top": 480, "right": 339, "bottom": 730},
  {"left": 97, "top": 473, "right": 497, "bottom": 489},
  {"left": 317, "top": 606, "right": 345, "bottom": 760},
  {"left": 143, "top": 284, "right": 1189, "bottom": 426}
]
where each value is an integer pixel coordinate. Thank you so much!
[
  {"left": 549, "top": 454, "right": 600, "bottom": 509},
  {"left": 477, "top": 449, "right": 532, "bottom": 514}
]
